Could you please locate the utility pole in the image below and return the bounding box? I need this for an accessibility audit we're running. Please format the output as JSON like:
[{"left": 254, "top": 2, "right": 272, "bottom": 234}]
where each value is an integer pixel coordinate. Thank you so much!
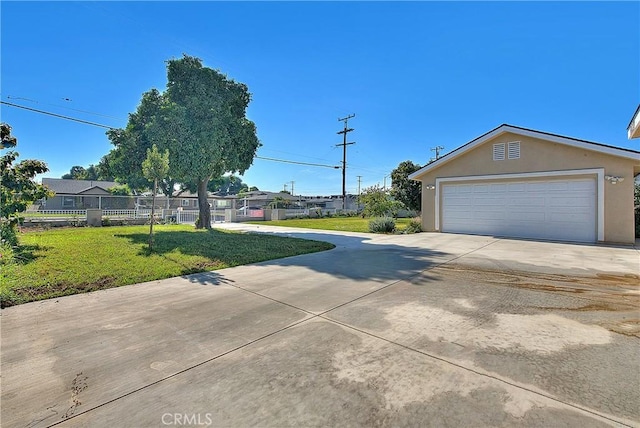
[
  {"left": 356, "top": 175, "right": 362, "bottom": 211},
  {"left": 290, "top": 181, "right": 295, "bottom": 196},
  {"left": 336, "top": 114, "right": 355, "bottom": 210},
  {"left": 383, "top": 174, "right": 391, "bottom": 190},
  {"left": 431, "top": 146, "right": 444, "bottom": 160}
]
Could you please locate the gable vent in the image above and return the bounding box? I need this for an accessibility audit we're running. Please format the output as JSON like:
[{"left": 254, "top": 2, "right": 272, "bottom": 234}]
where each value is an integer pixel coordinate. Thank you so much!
[
  {"left": 493, "top": 143, "right": 505, "bottom": 161},
  {"left": 508, "top": 141, "right": 521, "bottom": 159}
]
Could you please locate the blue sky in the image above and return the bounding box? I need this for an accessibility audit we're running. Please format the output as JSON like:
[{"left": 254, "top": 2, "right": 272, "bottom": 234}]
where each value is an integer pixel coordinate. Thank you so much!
[{"left": 2, "top": 1, "right": 639, "bottom": 196}]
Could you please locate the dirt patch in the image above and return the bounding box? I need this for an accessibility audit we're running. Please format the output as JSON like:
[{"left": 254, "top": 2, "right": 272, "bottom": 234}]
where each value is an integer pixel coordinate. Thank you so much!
[
  {"left": 433, "top": 264, "right": 640, "bottom": 337},
  {"left": 603, "top": 319, "right": 640, "bottom": 337},
  {"left": 436, "top": 264, "right": 639, "bottom": 309},
  {"left": 2, "top": 276, "right": 119, "bottom": 308}
]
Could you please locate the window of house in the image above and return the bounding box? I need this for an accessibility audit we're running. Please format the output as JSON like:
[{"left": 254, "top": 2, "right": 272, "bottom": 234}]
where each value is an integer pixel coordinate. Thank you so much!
[
  {"left": 181, "top": 199, "right": 190, "bottom": 207},
  {"left": 508, "top": 141, "right": 521, "bottom": 159},
  {"left": 63, "top": 197, "right": 75, "bottom": 208},
  {"left": 493, "top": 143, "right": 506, "bottom": 161}
]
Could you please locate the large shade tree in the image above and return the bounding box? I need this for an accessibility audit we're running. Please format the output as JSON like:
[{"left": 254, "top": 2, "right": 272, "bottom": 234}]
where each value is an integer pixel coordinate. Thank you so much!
[
  {"left": 390, "top": 160, "right": 422, "bottom": 213},
  {"left": 109, "top": 55, "right": 260, "bottom": 228},
  {"left": 103, "top": 89, "right": 178, "bottom": 196}
]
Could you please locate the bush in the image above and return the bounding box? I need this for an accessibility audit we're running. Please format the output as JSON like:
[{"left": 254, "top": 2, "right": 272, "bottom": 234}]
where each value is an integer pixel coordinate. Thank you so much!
[
  {"left": 369, "top": 216, "right": 396, "bottom": 234},
  {"left": 403, "top": 218, "right": 423, "bottom": 234},
  {"left": 0, "top": 222, "right": 18, "bottom": 247}
]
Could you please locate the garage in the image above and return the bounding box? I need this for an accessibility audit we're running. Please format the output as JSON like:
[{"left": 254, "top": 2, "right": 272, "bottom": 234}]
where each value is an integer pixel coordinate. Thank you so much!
[
  {"left": 408, "top": 124, "right": 640, "bottom": 244},
  {"left": 441, "top": 177, "right": 597, "bottom": 242}
]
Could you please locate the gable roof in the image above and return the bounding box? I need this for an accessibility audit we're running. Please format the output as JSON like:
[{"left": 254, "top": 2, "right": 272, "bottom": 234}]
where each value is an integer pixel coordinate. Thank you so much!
[
  {"left": 241, "top": 191, "right": 297, "bottom": 201},
  {"left": 77, "top": 186, "right": 112, "bottom": 195},
  {"left": 409, "top": 124, "right": 640, "bottom": 180},
  {"left": 42, "top": 178, "right": 119, "bottom": 194}
]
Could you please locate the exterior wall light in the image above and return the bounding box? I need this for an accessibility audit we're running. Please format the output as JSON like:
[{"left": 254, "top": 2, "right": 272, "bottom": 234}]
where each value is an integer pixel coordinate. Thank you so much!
[
  {"left": 425, "top": 184, "right": 436, "bottom": 190},
  {"left": 604, "top": 175, "right": 624, "bottom": 184}
]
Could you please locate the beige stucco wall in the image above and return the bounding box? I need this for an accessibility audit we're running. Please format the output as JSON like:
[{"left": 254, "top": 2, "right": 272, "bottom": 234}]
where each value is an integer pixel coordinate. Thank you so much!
[{"left": 413, "top": 132, "right": 639, "bottom": 244}]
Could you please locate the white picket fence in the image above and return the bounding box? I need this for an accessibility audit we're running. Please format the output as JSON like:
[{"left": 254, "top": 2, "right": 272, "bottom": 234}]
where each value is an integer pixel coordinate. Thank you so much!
[
  {"left": 175, "top": 209, "right": 226, "bottom": 224},
  {"left": 24, "top": 209, "right": 87, "bottom": 218},
  {"left": 103, "top": 209, "right": 154, "bottom": 219}
]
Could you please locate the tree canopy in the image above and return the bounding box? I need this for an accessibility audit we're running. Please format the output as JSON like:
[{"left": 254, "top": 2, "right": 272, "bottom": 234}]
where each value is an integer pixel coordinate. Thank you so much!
[
  {"left": 390, "top": 160, "right": 422, "bottom": 213},
  {"left": 61, "top": 164, "right": 111, "bottom": 181},
  {"left": 107, "top": 55, "right": 260, "bottom": 228},
  {"left": 183, "top": 175, "right": 248, "bottom": 196},
  {"left": 103, "top": 89, "right": 176, "bottom": 195}
]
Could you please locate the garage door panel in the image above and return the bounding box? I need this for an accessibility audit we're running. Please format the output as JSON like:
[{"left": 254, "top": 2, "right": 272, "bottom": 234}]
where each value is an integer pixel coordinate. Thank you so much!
[
  {"left": 489, "top": 183, "right": 507, "bottom": 192},
  {"left": 506, "top": 212, "right": 546, "bottom": 221},
  {"left": 475, "top": 211, "right": 506, "bottom": 220},
  {"left": 549, "top": 196, "right": 591, "bottom": 208},
  {"left": 476, "top": 198, "right": 505, "bottom": 206},
  {"left": 508, "top": 197, "right": 546, "bottom": 207},
  {"left": 548, "top": 212, "right": 592, "bottom": 222},
  {"left": 441, "top": 178, "right": 596, "bottom": 242}
]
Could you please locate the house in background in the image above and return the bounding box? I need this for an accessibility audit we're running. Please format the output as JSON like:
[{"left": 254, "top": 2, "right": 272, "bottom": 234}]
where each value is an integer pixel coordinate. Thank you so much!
[
  {"left": 410, "top": 124, "right": 640, "bottom": 244},
  {"left": 41, "top": 178, "right": 122, "bottom": 210},
  {"left": 40, "top": 178, "right": 237, "bottom": 211},
  {"left": 237, "top": 190, "right": 300, "bottom": 209}
]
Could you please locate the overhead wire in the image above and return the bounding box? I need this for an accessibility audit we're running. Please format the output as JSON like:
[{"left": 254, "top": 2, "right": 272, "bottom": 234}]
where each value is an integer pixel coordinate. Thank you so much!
[
  {"left": 1, "top": 101, "right": 116, "bottom": 130},
  {"left": 6, "top": 95, "right": 125, "bottom": 121},
  {"left": 255, "top": 156, "right": 339, "bottom": 169}
]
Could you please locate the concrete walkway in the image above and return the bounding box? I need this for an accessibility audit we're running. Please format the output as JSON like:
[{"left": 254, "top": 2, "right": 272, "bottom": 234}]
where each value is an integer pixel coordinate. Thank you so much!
[{"left": 2, "top": 226, "right": 639, "bottom": 427}]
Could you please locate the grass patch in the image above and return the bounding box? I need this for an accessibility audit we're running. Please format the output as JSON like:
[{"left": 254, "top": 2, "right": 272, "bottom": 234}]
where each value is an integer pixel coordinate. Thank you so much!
[
  {"left": 0, "top": 224, "right": 334, "bottom": 307},
  {"left": 249, "top": 217, "right": 414, "bottom": 233}
]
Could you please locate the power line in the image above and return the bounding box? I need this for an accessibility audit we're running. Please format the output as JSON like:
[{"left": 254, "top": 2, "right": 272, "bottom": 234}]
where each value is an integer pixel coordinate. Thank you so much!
[
  {"left": 255, "top": 155, "right": 340, "bottom": 169},
  {"left": 6, "top": 95, "right": 125, "bottom": 121},
  {"left": 1, "top": 101, "right": 116, "bottom": 129}
]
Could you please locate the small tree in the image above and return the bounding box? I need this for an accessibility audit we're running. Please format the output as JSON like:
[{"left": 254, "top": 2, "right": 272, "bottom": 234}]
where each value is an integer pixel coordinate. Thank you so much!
[
  {"left": 1, "top": 124, "right": 53, "bottom": 246},
  {"left": 358, "top": 185, "right": 404, "bottom": 218},
  {"left": 142, "top": 144, "right": 170, "bottom": 250},
  {"left": 269, "top": 196, "right": 291, "bottom": 209}
]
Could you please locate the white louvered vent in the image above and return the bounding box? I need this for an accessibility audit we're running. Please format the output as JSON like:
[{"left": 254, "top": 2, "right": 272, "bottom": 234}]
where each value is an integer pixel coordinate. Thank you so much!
[
  {"left": 493, "top": 143, "right": 505, "bottom": 161},
  {"left": 508, "top": 141, "right": 521, "bottom": 159}
]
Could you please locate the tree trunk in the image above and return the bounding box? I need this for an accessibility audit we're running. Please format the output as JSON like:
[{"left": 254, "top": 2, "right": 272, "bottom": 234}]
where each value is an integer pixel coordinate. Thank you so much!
[
  {"left": 196, "top": 178, "right": 211, "bottom": 229},
  {"left": 149, "top": 179, "right": 157, "bottom": 249}
]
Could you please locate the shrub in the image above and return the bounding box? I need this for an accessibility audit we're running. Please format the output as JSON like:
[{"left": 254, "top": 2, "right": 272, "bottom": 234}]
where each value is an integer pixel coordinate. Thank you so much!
[
  {"left": 403, "top": 218, "right": 423, "bottom": 234},
  {"left": 369, "top": 216, "right": 396, "bottom": 234},
  {"left": 0, "top": 222, "right": 18, "bottom": 247}
]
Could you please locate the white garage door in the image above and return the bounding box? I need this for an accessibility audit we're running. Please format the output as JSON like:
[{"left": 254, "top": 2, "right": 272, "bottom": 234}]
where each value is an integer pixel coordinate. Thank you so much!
[{"left": 441, "top": 178, "right": 596, "bottom": 242}]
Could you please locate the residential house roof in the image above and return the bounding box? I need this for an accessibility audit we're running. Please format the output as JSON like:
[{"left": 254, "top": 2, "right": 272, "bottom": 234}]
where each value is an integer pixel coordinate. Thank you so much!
[
  {"left": 240, "top": 191, "right": 298, "bottom": 201},
  {"left": 409, "top": 124, "right": 640, "bottom": 180},
  {"left": 42, "top": 178, "right": 120, "bottom": 194}
]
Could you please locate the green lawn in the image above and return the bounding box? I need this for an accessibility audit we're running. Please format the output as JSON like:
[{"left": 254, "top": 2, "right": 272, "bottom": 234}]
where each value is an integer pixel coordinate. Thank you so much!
[
  {"left": 0, "top": 224, "right": 334, "bottom": 307},
  {"left": 249, "top": 216, "right": 414, "bottom": 233}
]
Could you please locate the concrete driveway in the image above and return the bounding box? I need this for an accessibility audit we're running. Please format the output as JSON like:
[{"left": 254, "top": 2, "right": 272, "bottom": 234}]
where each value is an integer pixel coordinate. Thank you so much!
[{"left": 2, "top": 225, "right": 639, "bottom": 427}]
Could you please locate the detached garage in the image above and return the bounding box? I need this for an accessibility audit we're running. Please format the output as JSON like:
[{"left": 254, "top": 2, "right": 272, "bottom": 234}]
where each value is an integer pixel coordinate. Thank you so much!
[{"left": 409, "top": 124, "right": 640, "bottom": 244}]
